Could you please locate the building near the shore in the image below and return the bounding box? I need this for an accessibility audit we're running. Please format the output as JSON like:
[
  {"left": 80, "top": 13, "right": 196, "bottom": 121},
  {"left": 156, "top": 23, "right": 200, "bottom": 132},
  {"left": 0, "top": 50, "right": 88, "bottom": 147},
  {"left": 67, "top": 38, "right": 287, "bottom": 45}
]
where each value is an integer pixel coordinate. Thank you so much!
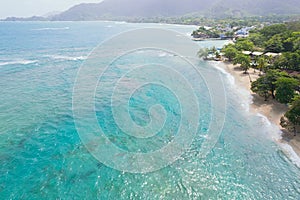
[
  {"left": 235, "top": 26, "right": 257, "bottom": 38},
  {"left": 252, "top": 52, "right": 264, "bottom": 56},
  {"left": 242, "top": 51, "right": 252, "bottom": 55},
  {"left": 242, "top": 51, "right": 280, "bottom": 58},
  {"left": 265, "top": 52, "right": 282, "bottom": 57}
]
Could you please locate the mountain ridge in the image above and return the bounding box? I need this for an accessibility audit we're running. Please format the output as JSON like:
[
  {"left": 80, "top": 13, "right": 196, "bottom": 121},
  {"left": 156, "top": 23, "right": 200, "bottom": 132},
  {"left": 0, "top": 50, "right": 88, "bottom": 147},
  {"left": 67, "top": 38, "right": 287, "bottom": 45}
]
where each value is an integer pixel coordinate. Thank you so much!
[
  {"left": 50, "top": 0, "right": 300, "bottom": 21},
  {"left": 3, "top": 0, "right": 300, "bottom": 21}
]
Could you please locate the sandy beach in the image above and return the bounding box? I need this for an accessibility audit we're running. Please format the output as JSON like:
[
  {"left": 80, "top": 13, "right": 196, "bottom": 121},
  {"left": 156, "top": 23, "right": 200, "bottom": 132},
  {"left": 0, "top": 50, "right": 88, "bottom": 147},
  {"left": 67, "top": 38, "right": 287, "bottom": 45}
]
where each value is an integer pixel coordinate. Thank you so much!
[{"left": 218, "top": 61, "right": 300, "bottom": 159}]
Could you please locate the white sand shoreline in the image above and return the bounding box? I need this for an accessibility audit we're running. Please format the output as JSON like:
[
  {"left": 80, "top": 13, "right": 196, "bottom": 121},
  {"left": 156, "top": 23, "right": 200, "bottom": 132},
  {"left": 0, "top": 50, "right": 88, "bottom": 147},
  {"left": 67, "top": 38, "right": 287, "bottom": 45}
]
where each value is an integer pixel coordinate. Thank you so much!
[{"left": 213, "top": 61, "right": 300, "bottom": 167}]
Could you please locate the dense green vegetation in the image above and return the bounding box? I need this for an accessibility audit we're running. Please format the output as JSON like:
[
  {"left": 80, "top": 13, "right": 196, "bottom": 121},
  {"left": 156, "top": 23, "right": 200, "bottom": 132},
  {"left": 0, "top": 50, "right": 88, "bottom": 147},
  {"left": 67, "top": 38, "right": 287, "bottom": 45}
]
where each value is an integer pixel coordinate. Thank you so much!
[
  {"left": 192, "top": 26, "right": 220, "bottom": 39},
  {"left": 220, "top": 21, "right": 300, "bottom": 130},
  {"left": 124, "top": 15, "right": 300, "bottom": 26},
  {"left": 233, "top": 53, "right": 251, "bottom": 73},
  {"left": 197, "top": 47, "right": 221, "bottom": 61},
  {"left": 285, "top": 96, "right": 300, "bottom": 126}
]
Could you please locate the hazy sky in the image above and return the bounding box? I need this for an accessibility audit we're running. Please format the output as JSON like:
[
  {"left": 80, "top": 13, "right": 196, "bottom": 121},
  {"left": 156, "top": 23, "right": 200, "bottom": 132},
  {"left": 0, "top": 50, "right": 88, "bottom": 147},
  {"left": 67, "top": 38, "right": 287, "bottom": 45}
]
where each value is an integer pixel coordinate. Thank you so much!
[{"left": 0, "top": 0, "right": 102, "bottom": 19}]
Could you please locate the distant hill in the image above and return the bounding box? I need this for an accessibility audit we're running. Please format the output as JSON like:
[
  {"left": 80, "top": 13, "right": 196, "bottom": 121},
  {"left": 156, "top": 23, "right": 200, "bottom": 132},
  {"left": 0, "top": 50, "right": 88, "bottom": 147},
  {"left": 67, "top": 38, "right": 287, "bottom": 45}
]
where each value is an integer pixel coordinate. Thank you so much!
[
  {"left": 208, "top": 0, "right": 300, "bottom": 17},
  {"left": 3, "top": 0, "right": 300, "bottom": 21},
  {"left": 51, "top": 0, "right": 217, "bottom": 21},
  {"left": 3, "top": 16, "right": 47, "bottom": 21},
  {"left": 50, "top": 0, "right": 300, "bottom": 21}
]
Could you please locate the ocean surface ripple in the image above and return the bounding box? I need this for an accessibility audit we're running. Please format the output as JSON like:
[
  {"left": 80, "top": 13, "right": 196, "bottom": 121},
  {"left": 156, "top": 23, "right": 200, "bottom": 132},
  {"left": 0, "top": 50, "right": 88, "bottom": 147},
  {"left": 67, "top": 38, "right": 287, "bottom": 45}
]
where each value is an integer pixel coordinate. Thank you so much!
[{"left": 0, "top": 21, "right": 299, "bottom": 199}]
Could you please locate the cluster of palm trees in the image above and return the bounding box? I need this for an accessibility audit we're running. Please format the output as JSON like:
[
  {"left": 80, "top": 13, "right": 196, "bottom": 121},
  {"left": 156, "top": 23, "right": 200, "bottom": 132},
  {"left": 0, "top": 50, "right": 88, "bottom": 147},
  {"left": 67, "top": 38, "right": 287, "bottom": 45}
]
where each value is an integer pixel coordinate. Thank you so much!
[
  {"left": 198, "top": 44, "right": 300, "bottom": 132},
  {"left": 251, "top": 55, "right": 274, "bottom": 75},
  {"left": 198, "top": 46, "right": 273, "bottom": 75},
  {"left": 197, "top": 47, "right": 221, "bottom": 61}
]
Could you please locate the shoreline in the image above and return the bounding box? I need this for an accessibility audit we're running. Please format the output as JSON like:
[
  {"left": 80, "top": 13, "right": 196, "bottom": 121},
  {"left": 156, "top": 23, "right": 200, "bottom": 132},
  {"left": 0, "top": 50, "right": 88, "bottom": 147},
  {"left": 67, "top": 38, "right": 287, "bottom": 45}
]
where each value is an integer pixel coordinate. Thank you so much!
[{"left": 216, "top": 61, "right": 300, "bottom": 163}]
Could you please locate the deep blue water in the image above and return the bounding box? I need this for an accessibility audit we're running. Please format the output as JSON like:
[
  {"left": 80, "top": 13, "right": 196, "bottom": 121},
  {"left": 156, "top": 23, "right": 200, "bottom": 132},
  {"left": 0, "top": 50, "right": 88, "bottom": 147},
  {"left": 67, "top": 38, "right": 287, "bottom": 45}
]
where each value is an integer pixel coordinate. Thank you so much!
[{"left": 0, "top": 21, "right": 299, "bottom": 199}]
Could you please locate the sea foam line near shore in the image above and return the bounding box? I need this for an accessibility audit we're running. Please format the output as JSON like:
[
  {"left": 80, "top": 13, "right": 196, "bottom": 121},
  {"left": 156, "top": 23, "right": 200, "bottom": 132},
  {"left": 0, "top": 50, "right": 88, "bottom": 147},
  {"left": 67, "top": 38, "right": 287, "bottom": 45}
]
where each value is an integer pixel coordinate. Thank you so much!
[
  {"left": 0, "top": 55, "right": 87, "bottom": 67},
  {"left": 32, "top": 27, "right": 70, "bottom": 31},
  {"left": 211, "top": 61, "right": 252, "bottom": 112},
  {"left": 0, "top": 60, "right": 38, "bottom": 66},
  {"left": 210, "top": 61, "right": 300, "bottom": 168},
  {"left": 44, "top": 55, "right": 88, "bottom": 61}
]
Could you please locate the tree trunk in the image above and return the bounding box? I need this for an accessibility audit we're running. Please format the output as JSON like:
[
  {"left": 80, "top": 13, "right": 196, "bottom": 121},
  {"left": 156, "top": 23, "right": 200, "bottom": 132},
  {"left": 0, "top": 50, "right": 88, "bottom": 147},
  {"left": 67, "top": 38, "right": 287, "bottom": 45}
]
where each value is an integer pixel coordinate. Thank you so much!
[
  {"left": 271, "top": 88, "right": 275, "bottom": 99},
  {"left": 264, "top": 93, "right": 268, "bottom": 101}
]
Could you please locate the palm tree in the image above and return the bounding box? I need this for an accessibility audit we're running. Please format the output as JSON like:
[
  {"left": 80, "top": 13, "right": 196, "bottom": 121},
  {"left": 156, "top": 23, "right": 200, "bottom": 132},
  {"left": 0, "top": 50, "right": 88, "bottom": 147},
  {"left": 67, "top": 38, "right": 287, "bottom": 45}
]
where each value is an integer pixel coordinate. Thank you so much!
[
  {"left": 197, "top": 48, "right": 209, "bottom": 60},
  {"left": 257, "top": 56, "right": 268, "bottom": 75},
  {"left": 234, "top": 53, "right": 251, "bottom": 74}
]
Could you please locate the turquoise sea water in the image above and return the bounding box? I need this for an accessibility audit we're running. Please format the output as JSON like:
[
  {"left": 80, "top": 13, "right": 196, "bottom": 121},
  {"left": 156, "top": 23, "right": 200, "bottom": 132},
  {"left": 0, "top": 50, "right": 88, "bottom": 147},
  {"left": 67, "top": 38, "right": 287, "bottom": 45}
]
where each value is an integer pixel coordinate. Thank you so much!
[{"left": 0, "top": 22, "right": 299, "bottom": 199}]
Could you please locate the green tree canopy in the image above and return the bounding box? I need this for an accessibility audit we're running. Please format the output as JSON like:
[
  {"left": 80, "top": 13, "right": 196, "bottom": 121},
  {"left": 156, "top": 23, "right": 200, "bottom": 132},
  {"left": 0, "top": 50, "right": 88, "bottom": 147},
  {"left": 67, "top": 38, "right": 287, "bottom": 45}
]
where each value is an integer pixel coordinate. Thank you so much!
[
  {"left": 291, "top": 32, "right": 300, "bottom": 51},
  {"left": 197, "top": 48, "right": 209, "bottom": 60},
  {"left": 248, "top": 33, "right": 266, "bottom": 47},
  {"left": 286, "top": 21, "right": 300, "bottom": 32},
  {"left": 222, "top": 45, "right": 238, "bottom": 61},
  {"left": 257, "top": 56, "right": 268, "bottom": 74},
  {"left": 251, "top": 70, "right": 288, "bottom": 100},
  {"left": 233, "top": 53, "right": 251, "bottom": 73},
  {"left": 251, "top": 76, "right": 271, "bottom": 101},
  {"left": 275, "top": 77, "right": 299, "bottom": 104},
  {"left": 274, "top": 52, "right": 300, "bottom": 71},
  {"left": 283, "top": 52, "right": 300, "bottom": 71},
  {"left": 265, "top": 70, "right": 287, "bottom": 98},
  {"left": 260, "top": 24, "right": 287, "bottom": 38},
  {"left": 285, "top": 96, "right": 300, "bottom": 126},
  {"left": 235, "top": 39, "right": 254, "bottom": 51},
  {"left": 265, "top": 34, "right": 284, "bottom": 53}
]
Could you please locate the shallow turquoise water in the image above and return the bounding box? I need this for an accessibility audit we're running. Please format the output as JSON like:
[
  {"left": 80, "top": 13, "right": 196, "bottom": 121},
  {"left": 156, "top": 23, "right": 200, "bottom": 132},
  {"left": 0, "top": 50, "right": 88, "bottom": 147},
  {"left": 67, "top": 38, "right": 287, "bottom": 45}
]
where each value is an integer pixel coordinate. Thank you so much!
[{"left": 0, "top": 22, "right": 299, "bottom": 199}]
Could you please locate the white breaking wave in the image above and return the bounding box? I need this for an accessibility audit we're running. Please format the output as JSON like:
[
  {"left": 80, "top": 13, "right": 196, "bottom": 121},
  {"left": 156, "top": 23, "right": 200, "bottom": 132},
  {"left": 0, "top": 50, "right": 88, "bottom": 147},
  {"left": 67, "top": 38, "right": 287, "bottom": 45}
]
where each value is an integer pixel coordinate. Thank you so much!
[
  {"left": 32, "top": 27, "right": 70, "bottom": 31},
  {"left": 158, "top": 52, "right": 174, "bottom": 57},
  {"left": 279, "top": 143, "right": 300, "bottom": 168},
  {"left": 211, "top": 61, "right": 300, "bottom": 168},
  {"left": 255, "top": 113, "right": 283, "bottom": 142},
  {"left": 46, "top": 55, "right": 88, "bottom": 61},
  {"left": 212, "top": 63, "right": 235, "bottom": 85},
  {"left": 114, "top": 21, "right": 127, "bottom": 24},
  {"left": 256, "top": 113, "right": 272, "bottom": 127},
  {"left": 0, "top": 60, "right": 38, "bottom": 66},
  {"left": 185, "top": 32, "right": 192, "bottom": 37},
  {"left": 211, "top": 61, "right": 252, "bottom": 111}
]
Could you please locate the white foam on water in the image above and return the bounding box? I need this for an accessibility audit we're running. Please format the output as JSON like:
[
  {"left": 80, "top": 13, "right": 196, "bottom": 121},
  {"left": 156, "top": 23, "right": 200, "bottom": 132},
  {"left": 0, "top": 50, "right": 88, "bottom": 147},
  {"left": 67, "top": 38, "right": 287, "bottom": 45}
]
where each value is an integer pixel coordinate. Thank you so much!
[
  {"left": 256, "top": 113, "right": 272, "bottom": 127},
  {"left": 0, "top": 60, "right": 38, "bottom": 66},
  {"left": 211, "top": 61, "right": 252, "bottom": 112},
  {"left": 211, "top": 61, "right": 300, "bottom": 168},
  {"left": 32, "top": 27, "right": 70, "bottom": 31},
  {"left": 158, "top": 52, "right": 173, "bottom": 57},
  {"left": 279, "top": 143, "right": 300, "bottom": 168},
  {"left": 46, "top": 55, "right": 88, "bottom": 61},
  {"left": 255, "top": 113, "right": 283, "bottom": 141},
  {"left": 212, "top": 63, "right": 235, "bottom": 86},
  {"left": 114, "top": 21, "right": 127, "bottom": 24}
]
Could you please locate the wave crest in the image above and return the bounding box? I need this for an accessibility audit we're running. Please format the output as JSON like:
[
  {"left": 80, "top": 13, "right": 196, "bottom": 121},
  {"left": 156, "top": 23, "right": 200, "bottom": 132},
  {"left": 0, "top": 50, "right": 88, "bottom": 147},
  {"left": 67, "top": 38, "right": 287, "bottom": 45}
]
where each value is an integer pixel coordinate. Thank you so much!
[
  {"left": 32, "top": 27, "right": 70, "bottom": 31},
  {"left": 0, "top": 60, "right": 38, "bottom": 66},
  {"left": 46, "top": 55, "right": 87, "bottom": 61}
]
